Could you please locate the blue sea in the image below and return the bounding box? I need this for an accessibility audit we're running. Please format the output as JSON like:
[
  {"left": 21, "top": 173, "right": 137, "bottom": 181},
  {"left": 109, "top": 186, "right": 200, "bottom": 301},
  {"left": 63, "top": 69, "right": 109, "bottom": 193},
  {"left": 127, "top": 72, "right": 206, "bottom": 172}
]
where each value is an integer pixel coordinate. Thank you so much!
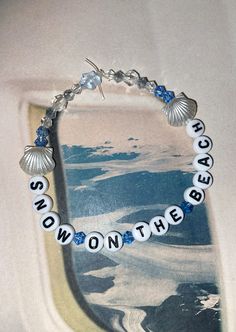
[{"left": 61, "top": 142, "right": 221, "bottom": 332}]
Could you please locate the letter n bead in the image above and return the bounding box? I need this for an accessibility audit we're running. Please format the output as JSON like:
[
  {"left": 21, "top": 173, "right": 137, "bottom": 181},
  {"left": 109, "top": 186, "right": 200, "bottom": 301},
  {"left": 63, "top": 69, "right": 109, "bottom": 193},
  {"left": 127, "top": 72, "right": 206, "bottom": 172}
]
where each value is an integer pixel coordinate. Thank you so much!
[
  {"left": 32, "top": 194, "right": 53, "bottom": 214},
  {"left": 104, "top": 231, "right": 123, "bottom": 252}
]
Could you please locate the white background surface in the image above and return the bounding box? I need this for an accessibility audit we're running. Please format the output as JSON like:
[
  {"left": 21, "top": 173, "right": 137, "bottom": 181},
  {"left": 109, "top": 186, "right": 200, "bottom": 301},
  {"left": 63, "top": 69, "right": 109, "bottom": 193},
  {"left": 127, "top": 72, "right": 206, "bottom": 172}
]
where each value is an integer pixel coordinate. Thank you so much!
[{"left": 0, "top": 1, "right": 236, "bottom": 331}]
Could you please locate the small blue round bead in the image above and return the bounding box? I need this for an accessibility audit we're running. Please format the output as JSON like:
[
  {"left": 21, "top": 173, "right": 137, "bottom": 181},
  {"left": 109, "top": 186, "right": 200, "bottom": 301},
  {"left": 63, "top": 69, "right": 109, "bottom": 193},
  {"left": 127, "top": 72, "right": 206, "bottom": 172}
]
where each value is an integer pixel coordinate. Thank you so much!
[
  {"left": 163, "top": 91, "right": 175, "bottom": 103},
  {"left": 181, "top": 201, "right": 194, "bottom": 214},
  {"left": 154, "top": 85, "right": 166, "bottom": 97},
  {"left": 34, "top": 136, "right": 48, "bottom": 147},
  {"left": 36, "top": 126, "right": 50, "bottom": 137},
  {"left": 122, "top": 231, "right": 135, "bottom": 244},
  {"left": 73, "top": 231, "right": 86, "bottom": 245}
]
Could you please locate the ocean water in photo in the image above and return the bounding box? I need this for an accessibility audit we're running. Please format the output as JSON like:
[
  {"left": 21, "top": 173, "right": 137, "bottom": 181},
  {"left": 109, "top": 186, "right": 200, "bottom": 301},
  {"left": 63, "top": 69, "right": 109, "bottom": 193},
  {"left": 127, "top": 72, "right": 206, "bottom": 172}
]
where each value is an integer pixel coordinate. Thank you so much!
[{"left": 60, "top": 140, "right": 221, "bottom": 332}]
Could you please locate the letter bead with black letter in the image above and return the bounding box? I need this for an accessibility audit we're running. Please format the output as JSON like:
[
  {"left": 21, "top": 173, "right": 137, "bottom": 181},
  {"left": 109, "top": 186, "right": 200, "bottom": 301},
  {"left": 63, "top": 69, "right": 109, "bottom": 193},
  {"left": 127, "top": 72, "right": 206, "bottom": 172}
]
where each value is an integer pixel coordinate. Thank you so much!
[
  {"left": 32, "top": 194, "right": 53, "bottom": 214},
  {"left": 55, "top": 224, "right": 75, "bottom": 245},
  {"left": 40, "top": 211, "right": 60, "bottom": 232},
  {"left": 184, "top": 186, "right": 205, "bottom": 205},
  {"left": 84, "top": 232, "right": 104, "bottom": 253},
  {"left": 193, "top": 171, "right": 213, "bottom": 189},
  {"left": 164, "top": 206, "right": 184, "bottom": 225},
  {"left": 29, "top": 176, "right": 49, "bottom": 195},
  {"left": 104, "top": 231, "right": 123, "bottom": 252},
  {"left": 132, "top": 221, "right": 151, "bottom": 241},
  {"left": 186, "top": 119, "right": 205, "bottom": 138},
  {"left": 149, "top": 216, "right": 169, "bottom": 235}
]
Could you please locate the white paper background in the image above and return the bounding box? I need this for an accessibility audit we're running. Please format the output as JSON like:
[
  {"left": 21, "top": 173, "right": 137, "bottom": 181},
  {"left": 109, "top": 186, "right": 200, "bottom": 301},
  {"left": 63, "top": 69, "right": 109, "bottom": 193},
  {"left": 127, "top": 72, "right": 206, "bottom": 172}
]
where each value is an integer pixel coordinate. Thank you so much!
[{"left": 0, "top": 1, "right": 236, "bottom": 331}]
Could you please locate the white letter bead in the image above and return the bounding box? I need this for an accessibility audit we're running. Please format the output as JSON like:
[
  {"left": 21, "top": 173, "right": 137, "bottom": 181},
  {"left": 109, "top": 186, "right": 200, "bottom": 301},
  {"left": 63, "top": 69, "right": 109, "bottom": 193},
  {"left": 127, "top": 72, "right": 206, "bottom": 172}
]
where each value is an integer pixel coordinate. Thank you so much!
[
  {"left": 104, "top": 231, "right": 123, "bottom": 252},
  {"left": 84, "top": 232, "right": 104, "bottom": 253},
  {"left": 29, "top": 176, "right": 49, "bottom": 195},
  {"left": 193, "top": 171, "right": 213, "bottom": 189},
  {"left": 164, "top": 206, "right": 184, "bottom": 225},
  {"left": 40, "top": 211, "right": 60, "bottom": 232},
  {"left": 32, "top": 194, "right": 53, "bottom": 214},
  {"left": 149, "top": 216, "right": 169, "bottom": 236},
  {"left": 132, "top": 222, "right": 151, "bottom": 242},
  {"left": 184, "top": 186, "right": 205, "bottom": 205},
  {"left": 193, "top": 135, "right": 213, "bottom": 154},
  {"left": 186, "top": 119, "right": 205, "bottom": 138},
  {"left": 193, "top": 153, "right": 214, "bottom": 171},
  {"left": 55, "top": 224, "right": 75, "bottom": 245}
]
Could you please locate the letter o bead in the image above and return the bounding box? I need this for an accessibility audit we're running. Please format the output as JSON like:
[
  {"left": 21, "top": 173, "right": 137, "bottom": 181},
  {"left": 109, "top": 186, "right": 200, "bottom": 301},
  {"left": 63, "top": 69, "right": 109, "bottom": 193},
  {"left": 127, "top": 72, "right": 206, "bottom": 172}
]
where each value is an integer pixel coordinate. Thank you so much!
[
  {"left": 32, "top": 194, "right": 53, "bottom": 214},
  {"left": 184, "top": 186, "right": 205, "bottom": 205},
  {"left": 84, "top": 232, "right": 104, "bottom": 253},
  {"left": 104, "top": 231, "right": 123, "bottom": 252},
  {"left": 149, "top": 216, "right": 169, "bottom": 236},
  {"left": 132, "top": 222, "right": 151, "bottom": 242},
  {"left": 186, "top": 119, "right": 205, "bottom": 138},
  {"left": 55, "top": 224, "right": 75, "bottom": 245},
  {"left": 29, "top": 176, "right": 49, "bottom": 195},
  {"left": 164, "top": 206, "right": 184, "bottom": 225},
  {"left": 40, "top": 211, "right": 60, "bottom": 232}
]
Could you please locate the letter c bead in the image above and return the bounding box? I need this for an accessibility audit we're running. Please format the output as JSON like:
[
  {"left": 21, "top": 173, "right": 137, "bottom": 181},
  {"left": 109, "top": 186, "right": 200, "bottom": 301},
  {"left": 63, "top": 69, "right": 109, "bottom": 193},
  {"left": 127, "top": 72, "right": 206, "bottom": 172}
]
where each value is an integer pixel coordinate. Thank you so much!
[
  {"left": 84, "top": 232, "right": 104, "bottom": 253},
  {"left": 132, "top": 222, "right": 151, "bottom": 242}
]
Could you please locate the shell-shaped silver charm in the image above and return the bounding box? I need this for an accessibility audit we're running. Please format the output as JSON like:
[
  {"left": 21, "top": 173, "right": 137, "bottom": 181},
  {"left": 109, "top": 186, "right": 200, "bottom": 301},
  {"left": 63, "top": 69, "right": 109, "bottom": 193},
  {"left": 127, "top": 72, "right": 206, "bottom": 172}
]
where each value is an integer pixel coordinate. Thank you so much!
[
  {"left": 19, "top": 146, "right": 55, "bottom": 176},
  {"left": 162, "top": 93, "right": 197, "bottom": 127}
]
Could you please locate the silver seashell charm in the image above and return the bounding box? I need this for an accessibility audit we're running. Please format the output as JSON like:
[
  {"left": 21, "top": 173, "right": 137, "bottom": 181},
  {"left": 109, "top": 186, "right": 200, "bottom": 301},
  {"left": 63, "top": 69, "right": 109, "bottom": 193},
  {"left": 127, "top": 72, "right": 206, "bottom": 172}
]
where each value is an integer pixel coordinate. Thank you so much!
[
  {"left": 19, "top": 146, "right": 55, "bottom": 176},
  {"left": 162, "top": 92, "right": 197, "bottom": 127}
]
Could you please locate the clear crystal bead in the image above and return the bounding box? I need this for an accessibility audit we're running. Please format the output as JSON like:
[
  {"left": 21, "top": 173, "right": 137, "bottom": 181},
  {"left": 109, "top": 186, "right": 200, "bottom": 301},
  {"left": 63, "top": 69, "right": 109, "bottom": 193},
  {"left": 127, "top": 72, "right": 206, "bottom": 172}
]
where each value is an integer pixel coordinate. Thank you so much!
[
  {"left": 41, "top": 116, "right": 53, "bottom": 128},
  {"left": 123, "top": 70, "right": 140, "bottom": 86},
  {"left": 79, "top": 71, "right": 102, "bottom": 90},
  {"left": 63, "top": 89, "right": 75, "bottom": 101},
  {"left": 46, "top": 107, "right": 57, "bottom": 119},
  {"left": 145, "top": 80, "right": 157, "bottom": 93},
  {"left": 52, "top": 94, "right": 68, "bottom": 112},
  {"left": 71, "top": 83, "right": 82, "bottom": 94},
  {"left": 137, "top": 77, "right": 148, "bottom": 89},
  {"left": 113, "top": 70, "right": 125, "bottom": 83}
]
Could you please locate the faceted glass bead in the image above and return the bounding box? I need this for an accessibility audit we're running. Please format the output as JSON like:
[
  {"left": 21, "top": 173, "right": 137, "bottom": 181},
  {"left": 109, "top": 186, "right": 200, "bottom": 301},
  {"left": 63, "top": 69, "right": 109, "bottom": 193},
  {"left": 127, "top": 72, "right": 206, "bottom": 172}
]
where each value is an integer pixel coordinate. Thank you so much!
[
  {"left": 71, "top": 83, "right": 82, "bottom": 94},
  {"left": 36, "top": 126, "right": 49, "bottom": 137},
  {"left": 122, "top": 231, "right": 135, "bottom": 244},
  {"left": 73, "top": 231, "right": 86, "bottom": 245},
  {"left": 63, "top": 89, "right": 75, "bottom": 101},
  {"left": 123, "top": 70, "right": 140, "bottom": 86},
  {"left": 52, "top": 94, "right": 68, "bottom": 112},
  {"left": 46, "top": 107, "right": 57, "bottom": 119},
  {"left": 79, "top": 71, "right": 102, "bottom": 90},
  {"left": 181, "top": 201, "right": 194, "bottom": 213},
  {"left": 137, "top": 77, "right": 148, "bottom": 89},
  {"left": 113, "top": 70, "right": 125, "bottom": 83},
  {"left": 34, "top": 136, "right": 48, "bottom": 147},
  {"left": 41, "top": 116, "right": 53, "bottom": 128},
  {"left": 145, "top": 80, "right": 157, "bottom": 93},
  {"left": 163, "top": 90, "right": 175, "bottom": 103},
  {"left": 154, "top": 85, "right": 166, "bottom": 97}
]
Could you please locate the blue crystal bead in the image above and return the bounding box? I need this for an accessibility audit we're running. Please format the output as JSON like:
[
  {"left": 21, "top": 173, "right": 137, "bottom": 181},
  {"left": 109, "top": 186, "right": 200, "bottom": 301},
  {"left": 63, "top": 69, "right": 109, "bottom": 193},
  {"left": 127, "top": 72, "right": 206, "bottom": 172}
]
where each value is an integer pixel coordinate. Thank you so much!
[
  {"left": 122, "top": 231, "right": 135, "bottom": 244},
  {"left": 34, "top": 136, "right": 48, "bottom": 147},
  {"left": 73, "top": 231, "right": 86, "bottom": 245},
  {"left": 36, "top": 126, "right": 49, "bottom": 137},
  {"left": 181, "top": 201, "right": 194, "bottom": 214},
  {"left": 163, "top": 90, "right": 175, "bottom": 103},
  {"left": 154, "top": 85, "right": 166, "bottom": 97},
  {"left": 79, "top": 71, "right": 102, "bottom": 90}
]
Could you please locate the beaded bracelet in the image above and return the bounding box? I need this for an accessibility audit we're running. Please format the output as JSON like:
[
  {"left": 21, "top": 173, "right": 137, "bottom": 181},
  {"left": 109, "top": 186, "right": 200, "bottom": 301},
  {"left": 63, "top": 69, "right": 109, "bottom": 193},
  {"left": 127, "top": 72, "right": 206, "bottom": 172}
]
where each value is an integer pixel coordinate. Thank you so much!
[{"left": 19, "top": 59, "right": 214, "bottom": 253}]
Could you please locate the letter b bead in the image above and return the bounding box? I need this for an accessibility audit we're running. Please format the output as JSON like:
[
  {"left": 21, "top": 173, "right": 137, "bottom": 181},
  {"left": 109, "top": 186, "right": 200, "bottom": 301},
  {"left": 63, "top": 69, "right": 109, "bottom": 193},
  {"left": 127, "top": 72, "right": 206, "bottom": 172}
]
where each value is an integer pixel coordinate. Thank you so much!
[{"left": 184, "top": 186, "right": 205, "bottom": 205}]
